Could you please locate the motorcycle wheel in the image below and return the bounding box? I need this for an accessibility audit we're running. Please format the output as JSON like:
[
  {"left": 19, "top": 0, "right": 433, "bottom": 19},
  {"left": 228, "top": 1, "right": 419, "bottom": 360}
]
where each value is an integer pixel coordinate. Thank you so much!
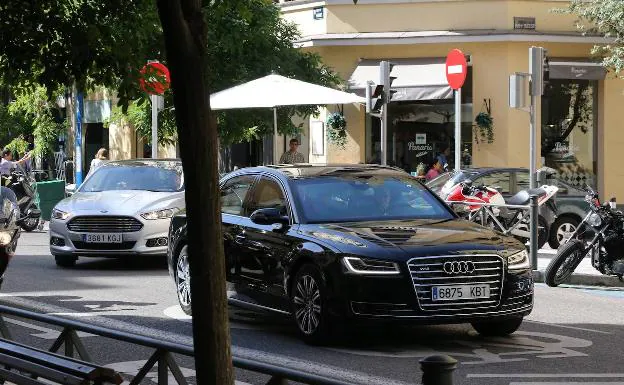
[
  {"left": 544, "top": 239, "right": 585, "bottom": 287},
  {"left": 20, "top": 217, "right": 39, "bottom": 232}
]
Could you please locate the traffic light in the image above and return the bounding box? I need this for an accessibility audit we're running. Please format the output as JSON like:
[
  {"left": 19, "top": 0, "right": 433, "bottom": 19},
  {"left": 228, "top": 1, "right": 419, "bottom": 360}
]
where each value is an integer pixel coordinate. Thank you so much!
[
  {"left": 366, "top": 81, "right": 384, "bottom": 116},
  {"left": 529, "top": 47, "right": 548, "bottom": 96},
  {"left": 380, "top": 60, "right": 397, "bottom": 103}
]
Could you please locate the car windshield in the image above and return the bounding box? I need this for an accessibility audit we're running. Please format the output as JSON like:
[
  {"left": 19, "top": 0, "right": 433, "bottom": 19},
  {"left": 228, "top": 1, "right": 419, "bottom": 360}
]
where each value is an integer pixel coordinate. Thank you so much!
[
  {"left": 291, "top": 174, "right": 454, "bottom": 223},
  {"left": 427, "top": 171, "right": 475, "bottom": 196},
  {"left": 79, "top": 162, "right": 184, "bottom": 193}
]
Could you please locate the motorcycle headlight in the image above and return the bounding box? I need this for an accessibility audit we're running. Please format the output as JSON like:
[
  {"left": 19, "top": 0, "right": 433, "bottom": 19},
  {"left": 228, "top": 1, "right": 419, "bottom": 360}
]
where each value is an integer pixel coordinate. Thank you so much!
[
  {"left": 140, "top": 208, "right": 180, "bottom": 220},
  {"left": 588, "top": 213, "right": 602, "bottom": 228},
  {"left": 508, "top": 250, "right": 531, "bottom": 271},
  {"left": 0, "top": 231, "right": 12, "bottom": 246},
  {"left": 52, "top": 209, "right": 71, "bottom": 220},
  {"left": 342, "top": 256, "right": 400, "bottom": 275}
]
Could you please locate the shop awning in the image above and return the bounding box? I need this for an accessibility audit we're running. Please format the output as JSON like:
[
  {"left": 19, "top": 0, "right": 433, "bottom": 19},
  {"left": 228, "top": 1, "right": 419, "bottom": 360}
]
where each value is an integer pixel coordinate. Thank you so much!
[
  {"left": 549, "top": 59, "right": 607, "bottom": 80},
  {"left": 347, "top": 58, "right": 454, "bottom": 101}
]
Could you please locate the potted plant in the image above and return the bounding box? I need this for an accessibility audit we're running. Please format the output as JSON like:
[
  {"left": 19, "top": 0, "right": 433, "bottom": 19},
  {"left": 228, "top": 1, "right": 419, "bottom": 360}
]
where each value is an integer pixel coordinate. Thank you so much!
[
  {"left": 326, "top": 112, "right": 348, "bottom": 148},
  {"left": 474, "top": 99, "right": 494, "bottom": 144}
]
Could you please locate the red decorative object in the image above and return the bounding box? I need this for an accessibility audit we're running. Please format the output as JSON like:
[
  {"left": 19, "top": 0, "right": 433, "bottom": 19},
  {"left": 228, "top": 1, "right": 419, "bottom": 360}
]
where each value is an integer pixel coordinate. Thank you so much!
[{"left": 139, "top": 62, "right": 171, "bottom": 95}]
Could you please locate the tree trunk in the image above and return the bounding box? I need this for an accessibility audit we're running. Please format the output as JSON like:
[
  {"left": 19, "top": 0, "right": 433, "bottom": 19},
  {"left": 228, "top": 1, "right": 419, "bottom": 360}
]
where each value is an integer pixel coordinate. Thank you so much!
[{"left": 155, "top": 1, "right": 234, "bottom": 385}]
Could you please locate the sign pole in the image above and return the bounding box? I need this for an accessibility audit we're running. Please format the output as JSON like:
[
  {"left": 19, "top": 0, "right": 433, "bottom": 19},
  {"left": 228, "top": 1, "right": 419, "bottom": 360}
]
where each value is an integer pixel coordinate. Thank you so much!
[
  {"left": 151, "top": 94, "right": 158, "bottom": 159},
  {"left": 445, "top": 49, "right": 467, "bottom": 172},
  {"left": 454, "top": 88, "right": 461, "bottom": 171},
  {"left": 75, "top": 92, "right": 84, "bottom": 185}
]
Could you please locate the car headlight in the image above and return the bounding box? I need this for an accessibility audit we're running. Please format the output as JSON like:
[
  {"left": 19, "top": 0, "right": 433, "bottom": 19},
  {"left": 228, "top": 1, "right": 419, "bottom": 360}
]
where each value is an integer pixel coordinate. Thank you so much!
[
  {"left": 140, "top": 208, "right": 180, "bottom": 220},
  {"left": 342, "top": 256, "right": 400, "bottom": 275},
  {"left": 508, "top": 250, "right": 531, "bottom": 271},
  {"left": 52, "top": 209, "right": 71, "bottom": 220},
  {"left": 588, "top": 213, "right": 602, "bottom": 228}
]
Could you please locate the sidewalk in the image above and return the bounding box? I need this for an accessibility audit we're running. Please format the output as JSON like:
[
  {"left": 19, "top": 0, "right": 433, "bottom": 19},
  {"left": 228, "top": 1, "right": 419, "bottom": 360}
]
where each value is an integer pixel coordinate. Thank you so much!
[{"left": 535, "top": 248, "right": 624, "bottom": 287}]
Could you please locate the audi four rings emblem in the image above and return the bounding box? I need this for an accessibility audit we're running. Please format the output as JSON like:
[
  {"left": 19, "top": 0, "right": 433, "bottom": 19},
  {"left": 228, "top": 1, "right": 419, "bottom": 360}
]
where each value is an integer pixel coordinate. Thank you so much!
[{"left": 443, "top": 261, "right": 475, "bottom": 275}]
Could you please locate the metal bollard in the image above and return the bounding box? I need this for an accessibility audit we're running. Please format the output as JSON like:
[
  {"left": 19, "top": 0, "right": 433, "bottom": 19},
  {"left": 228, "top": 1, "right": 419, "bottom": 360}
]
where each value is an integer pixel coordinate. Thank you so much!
[
  {"left": 529, "top": 194, "right": 539, "bottom": 269},
  {"left": 420, "top": 355, "right": 457, "bottom": 385}
]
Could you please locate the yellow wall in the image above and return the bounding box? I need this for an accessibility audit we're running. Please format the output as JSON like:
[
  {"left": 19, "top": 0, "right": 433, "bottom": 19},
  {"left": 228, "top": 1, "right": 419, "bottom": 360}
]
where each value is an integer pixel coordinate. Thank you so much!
[
  {"left": 109, "top": 122, "right": 136, "bottom": 160},
  {"left": 281, "top": 1, "right": 579, "bottom": 35},
  {"left": 599, "top": 75, "right": 624, "bottom": 200}
]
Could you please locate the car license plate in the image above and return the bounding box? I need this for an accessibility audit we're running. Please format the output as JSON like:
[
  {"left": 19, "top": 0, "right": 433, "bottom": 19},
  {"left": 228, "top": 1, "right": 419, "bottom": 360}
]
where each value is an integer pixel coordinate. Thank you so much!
[
  {"left": 82, "top": 233, "right": 123, "bottom": 243},
  {"left": 431, "top": 285, "right": 490, "bottom": 301}
]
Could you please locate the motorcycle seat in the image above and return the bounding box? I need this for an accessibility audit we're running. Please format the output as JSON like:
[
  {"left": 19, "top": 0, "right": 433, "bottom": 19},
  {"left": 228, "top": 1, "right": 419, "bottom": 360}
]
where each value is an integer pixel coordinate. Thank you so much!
[{"left": 505, "top": 188, "right": 547, "bottom": 206}]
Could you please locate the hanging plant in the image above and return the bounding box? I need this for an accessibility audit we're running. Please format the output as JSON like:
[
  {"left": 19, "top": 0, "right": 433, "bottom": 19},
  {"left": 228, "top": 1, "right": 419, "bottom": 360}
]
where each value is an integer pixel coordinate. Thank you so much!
[
  {"left": 474, "top": 99, "right": 494, "bottom": 144},
  {"left": 326, "top": 111, "right": 348, "bottom": 148}
]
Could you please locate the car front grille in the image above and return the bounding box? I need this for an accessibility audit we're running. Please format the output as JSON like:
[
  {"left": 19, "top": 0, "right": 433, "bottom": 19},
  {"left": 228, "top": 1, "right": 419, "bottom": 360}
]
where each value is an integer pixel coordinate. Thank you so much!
[
  {"left": 407, "top": 254, "right": 504, "bottom": 312},
  {"left": 67, "top": 216, "right": 143, "bottom": 233}
]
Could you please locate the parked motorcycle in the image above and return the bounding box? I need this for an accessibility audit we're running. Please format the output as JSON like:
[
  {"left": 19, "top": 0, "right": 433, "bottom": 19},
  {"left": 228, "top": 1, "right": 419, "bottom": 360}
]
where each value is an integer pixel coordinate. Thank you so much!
[
  {"left": 446, "top": 181, "right": 558, "bottom": 249},
  {"left": 0, "top": 186, "right": 27, "bottom": 288},
  {"left": 3, "top": 164, "right": 42, "bottom": 232},
  {"left": 545, "top": 186, "right": 624, "bottom": 287}
]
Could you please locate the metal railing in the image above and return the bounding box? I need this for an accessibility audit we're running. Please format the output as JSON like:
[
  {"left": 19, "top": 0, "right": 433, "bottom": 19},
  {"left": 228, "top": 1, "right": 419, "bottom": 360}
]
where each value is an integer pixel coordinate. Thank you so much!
[{"left": 0, "top": 304, "right": 458, "bottom": 385}]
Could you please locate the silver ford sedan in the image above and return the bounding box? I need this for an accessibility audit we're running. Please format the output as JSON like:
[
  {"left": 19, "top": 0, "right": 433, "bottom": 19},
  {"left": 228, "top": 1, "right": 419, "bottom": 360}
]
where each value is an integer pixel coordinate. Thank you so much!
[{"left": 49, "top": 159, "right": 184, "bottom": 267}]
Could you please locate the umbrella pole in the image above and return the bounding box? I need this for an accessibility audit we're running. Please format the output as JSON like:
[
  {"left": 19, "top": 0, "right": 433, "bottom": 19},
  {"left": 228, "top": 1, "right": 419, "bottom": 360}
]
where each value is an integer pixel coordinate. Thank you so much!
[{"left": 273, "top": 107, "right": 278, "bottom": 164}]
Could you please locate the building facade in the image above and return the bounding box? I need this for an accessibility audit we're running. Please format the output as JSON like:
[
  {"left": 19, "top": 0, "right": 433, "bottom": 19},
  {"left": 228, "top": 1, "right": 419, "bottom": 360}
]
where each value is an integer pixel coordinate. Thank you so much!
[{"left": 276, "top": 0, "right": 624, "bottom": 200}]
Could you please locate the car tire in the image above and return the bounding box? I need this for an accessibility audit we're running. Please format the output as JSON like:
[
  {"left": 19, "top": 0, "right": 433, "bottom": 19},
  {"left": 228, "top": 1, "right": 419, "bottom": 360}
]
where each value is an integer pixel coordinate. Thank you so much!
[
  {"left": 290, "top": 263, "right": 332, "bottom": 345},
  {"left": 54, "top": 255, "right": 77, "bottom": 268},
  {"left": 471, "top": 317, "right": 523, "bottom": 337},
  {"left": 175, "top": 245, "right": 192, "bottom": 316},
  {"left": 548, "top": 216, "right": 581, "bottom": 250}
]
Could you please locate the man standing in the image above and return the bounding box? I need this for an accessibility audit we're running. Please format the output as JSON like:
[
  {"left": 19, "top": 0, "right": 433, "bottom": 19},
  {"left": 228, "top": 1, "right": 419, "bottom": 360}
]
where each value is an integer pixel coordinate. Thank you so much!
[
  {"left": 0, "top": 149, "right": 32, "bottom": 177},
  {"left": 279, "top": 138, "right": 305, "bottom": 164}
]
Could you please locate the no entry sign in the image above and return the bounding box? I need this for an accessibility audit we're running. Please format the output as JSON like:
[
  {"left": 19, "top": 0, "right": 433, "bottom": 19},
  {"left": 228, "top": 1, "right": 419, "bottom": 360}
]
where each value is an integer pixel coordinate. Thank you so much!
[{"left": 445, "top": 49, "right": 467, "bottom": 90}]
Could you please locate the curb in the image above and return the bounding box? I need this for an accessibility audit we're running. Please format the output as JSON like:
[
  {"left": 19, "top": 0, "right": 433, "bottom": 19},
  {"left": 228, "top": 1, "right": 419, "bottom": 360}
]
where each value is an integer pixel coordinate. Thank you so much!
[{"left": 533, "top": 270, "right": 624, "bottom": 288}]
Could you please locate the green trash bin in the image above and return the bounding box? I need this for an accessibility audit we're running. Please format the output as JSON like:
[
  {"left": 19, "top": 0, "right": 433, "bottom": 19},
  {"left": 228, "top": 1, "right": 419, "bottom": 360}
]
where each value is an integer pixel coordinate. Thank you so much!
[{"left": 33, "top": 180, "right": 66, "bottom": 221}]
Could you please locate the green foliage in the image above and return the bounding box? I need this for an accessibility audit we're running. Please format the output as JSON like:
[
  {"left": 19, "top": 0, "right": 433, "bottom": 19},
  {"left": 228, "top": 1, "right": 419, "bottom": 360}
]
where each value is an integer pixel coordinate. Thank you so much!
[
  {"left": 474, "top": 112, "right": 494, "bottom": 144},
  {"left": 6, "top": 85, "right": 65, "bottom": 156},
  {"left": 106, "top": 96, "right": 177, "bottom": 146},
  {"left": 0, "top": 0, "right": 342, "bottom": 147},
  {"left": 562, "top": 0, "right": 624, "bottom": 74},
  {"left": 4, "top": 136, "right": 29, "bottom": 158},
  {"left": 326, "top": 112, "right": 348, "bottom": 148}
]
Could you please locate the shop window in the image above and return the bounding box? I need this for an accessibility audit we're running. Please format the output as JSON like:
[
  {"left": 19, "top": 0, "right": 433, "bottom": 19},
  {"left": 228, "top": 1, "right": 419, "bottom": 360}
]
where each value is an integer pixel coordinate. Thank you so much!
[
  {"left": 542, "top": 79, "right": 597, "bottom": 189},
  {"left": 366, "top": 67, "right": 473, "bottom": 176}
]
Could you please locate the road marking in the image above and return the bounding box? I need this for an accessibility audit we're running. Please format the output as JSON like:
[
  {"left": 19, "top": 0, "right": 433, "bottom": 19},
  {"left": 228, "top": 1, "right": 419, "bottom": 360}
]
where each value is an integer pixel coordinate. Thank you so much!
[
  {"left": 163, "top": 305, "right": 287, "bottom": 331},
  {"left": 327, "top": 331, "right": 592, "bottom": 364},
  {"left": 508, "top": 383, "right": 624, "bottom": 385},
  {"left": 105, "top": 360, "right": 252, "bottom": 385},
  {"left": 3, "top": 317, "right": 95, "bottom": 340},
  {"left": 525, "top": 320, "right": 611, "bottom": 334},
  {"left": 468, "top": 374, "right": 624, "bottom": 378}
]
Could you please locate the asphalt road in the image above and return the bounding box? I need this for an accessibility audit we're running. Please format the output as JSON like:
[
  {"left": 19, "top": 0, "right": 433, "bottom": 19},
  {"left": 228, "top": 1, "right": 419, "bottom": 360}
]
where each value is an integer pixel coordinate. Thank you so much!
[{"left": 3, "top": 230, "right": 624, "bottom": 385}]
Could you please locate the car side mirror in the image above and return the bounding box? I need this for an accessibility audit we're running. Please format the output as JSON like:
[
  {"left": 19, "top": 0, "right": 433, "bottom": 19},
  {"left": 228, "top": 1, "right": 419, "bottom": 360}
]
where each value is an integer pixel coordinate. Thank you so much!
[{"left": 250, "top": 208, "right": 290, "bottom": 230}]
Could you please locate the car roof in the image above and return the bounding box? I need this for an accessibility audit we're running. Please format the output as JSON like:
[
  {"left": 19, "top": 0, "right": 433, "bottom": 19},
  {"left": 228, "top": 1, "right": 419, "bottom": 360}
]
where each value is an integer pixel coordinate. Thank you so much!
[
  {"left": 104, "top": 158, "right": 181, "bottom": 167},
  {"left": 232, "top": 164, "right": 408, "bottom": 179}
]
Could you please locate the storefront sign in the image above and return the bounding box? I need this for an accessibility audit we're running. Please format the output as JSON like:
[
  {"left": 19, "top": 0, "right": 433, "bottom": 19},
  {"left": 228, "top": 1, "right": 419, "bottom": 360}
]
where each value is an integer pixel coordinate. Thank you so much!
[
  {"left": 514, "top": 17, "right": 536, "bottom": 30},
  {"left": 415, "top": 133, "right": 426, "bottom": 145},
  {"left": 553, "top": 142, "right": 580, "bottom": 154}
]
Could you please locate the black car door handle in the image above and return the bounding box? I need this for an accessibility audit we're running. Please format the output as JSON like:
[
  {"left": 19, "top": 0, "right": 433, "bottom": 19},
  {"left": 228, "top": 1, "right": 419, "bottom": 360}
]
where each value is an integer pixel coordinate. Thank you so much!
[{"left": 234, "top": 235, "right": 246, "bottom": 244}]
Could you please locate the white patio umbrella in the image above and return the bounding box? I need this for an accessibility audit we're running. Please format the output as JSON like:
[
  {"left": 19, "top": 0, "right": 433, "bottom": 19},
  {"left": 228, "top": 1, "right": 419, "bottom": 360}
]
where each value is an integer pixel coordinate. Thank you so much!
[{"left": 210, "top": 74, "right": 365, "bottom": 162}]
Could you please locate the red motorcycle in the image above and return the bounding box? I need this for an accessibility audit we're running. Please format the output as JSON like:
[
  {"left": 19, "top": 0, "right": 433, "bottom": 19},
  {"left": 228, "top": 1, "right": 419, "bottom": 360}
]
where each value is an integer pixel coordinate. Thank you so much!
[{"left": 446, "top": 181, "right": 556, "bottom": 249}]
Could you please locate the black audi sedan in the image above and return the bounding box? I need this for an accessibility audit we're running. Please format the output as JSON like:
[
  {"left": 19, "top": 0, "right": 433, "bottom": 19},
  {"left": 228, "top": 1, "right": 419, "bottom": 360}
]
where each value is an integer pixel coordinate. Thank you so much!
[{"left": 167, "top": 164, "right": 533, "bottom": 344}]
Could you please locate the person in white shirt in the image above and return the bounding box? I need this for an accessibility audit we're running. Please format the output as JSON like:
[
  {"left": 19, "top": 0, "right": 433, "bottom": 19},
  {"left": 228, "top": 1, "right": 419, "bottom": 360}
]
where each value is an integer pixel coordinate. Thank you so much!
[
  {"left": 87, "top": 148, "right": 108, "bottom": 176},
  {"left": 0, "top": 149, "right": 32, "bottom": 177}
]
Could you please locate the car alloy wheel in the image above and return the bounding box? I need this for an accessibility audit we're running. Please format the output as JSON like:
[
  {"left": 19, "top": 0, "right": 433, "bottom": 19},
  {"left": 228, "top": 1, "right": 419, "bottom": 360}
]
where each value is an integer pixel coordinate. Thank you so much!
[
  {"left": 556, "top": 222, "right": 577, "bottom": 245},
  {"left": 293, "top": 274, "right": 322, "bottom": 335},
  {"left": 176, "top": 245, "right": 192, "bottom": 315}
]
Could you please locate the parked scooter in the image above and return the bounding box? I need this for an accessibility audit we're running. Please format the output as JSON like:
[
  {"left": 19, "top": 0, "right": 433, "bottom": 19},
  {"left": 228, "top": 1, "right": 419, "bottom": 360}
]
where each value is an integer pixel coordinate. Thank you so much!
[
  {"left": 545, "top": 186, "right": 624, "bottom": 287},
  {"left": 446, "top": 181, "right": 558, "bottom": 249},
  {"left": 2, "top": 164, "right": 42, "bottom": 232}
]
